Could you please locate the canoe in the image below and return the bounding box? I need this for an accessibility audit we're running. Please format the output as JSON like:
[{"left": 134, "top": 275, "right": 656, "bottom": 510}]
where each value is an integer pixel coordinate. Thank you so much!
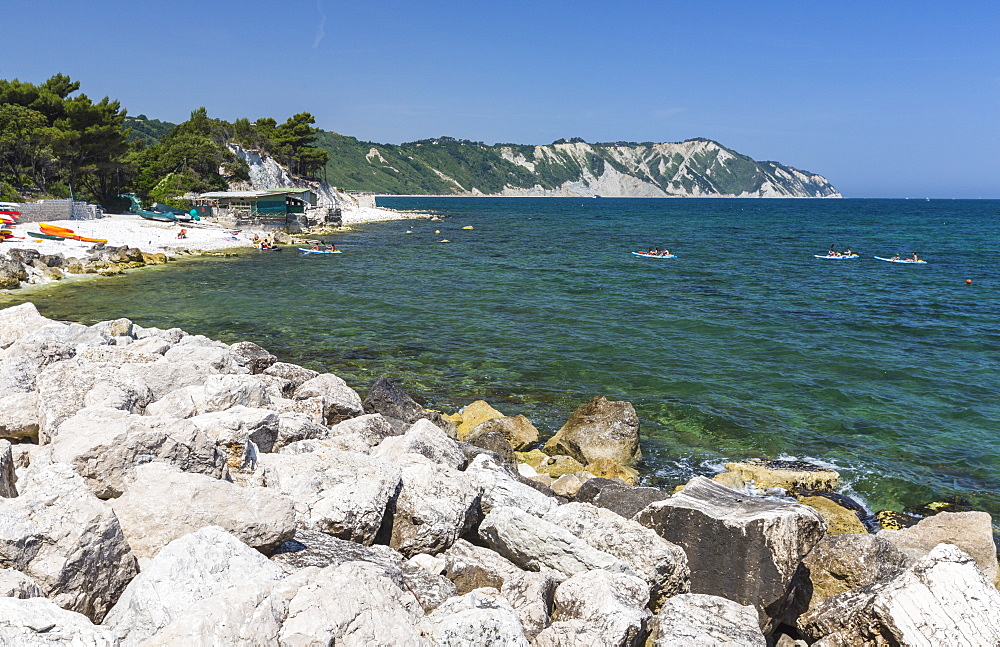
[
  {"left": 814, "top": 254, "right": 859, "bottom": 259},
  {"left": 39, "top": 223, "right": 74, "bottom": 235},
  {"left": 299, "top": 248, "right": 343, "bottom": 254},
  {"left": 136, "top": 209, "right": 177, "bottom": 222},
  {"left": 28, "top": 231, "right": 66, "bottom": 240}
]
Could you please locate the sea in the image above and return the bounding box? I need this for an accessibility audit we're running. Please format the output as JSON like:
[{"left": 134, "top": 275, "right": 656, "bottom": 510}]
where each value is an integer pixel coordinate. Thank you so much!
[{"left": 3, "top": 197, "right": 998, "bottom": 522}]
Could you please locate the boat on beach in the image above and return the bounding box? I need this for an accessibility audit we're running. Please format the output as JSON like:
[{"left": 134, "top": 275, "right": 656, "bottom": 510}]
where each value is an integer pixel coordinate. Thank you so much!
[
  {"left": 28, "top": 231, "right": 66, "bottom": 241},
  {"left": 136, "top": 209, "right": 177, "bottom": 222}
]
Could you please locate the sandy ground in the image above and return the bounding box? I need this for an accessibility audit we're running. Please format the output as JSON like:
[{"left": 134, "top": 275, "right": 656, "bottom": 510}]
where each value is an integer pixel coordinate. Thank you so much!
[{"left": 2, "top": 205, "right": 413, "bottom": 258}]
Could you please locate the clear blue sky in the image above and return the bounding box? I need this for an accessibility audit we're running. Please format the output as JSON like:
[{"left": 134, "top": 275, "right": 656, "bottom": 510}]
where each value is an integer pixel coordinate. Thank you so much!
[{"left": 2, "top": 0, "right": 998, "bottom": 198}]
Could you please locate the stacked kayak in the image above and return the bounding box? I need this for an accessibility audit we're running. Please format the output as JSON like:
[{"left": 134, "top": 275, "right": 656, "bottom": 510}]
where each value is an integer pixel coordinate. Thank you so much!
[{"left": 38, "top": 223, "right": 107, "bottom": 243}]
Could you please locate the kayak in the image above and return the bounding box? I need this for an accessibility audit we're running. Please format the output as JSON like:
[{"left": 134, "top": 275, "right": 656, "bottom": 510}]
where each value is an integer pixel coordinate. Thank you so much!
[
  {"left": 874, "top": 256, "right": 927, "bottom": 264},
  {"left": 77, "top": 236, "right": 108, "bottom": 244},
  {"left": 29, "top": 231, "right": 65, "bottom": 240},
  {"left": 632, "top": 251, "right": 677, "bottom": 259},
  {"left": 39, "top": 223, "right": 74, "bottom": 235},
  {"left": 814, "top": 254, "right": 859, "bottom": 259},
  {"left": 299, "top": 248, "right": 343, "bottom": 254}
]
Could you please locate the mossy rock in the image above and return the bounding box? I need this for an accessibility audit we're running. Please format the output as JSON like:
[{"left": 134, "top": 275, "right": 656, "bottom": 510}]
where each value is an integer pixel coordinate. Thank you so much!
[
  {"left": 798, "top": 495, "right": 867, "bottom": 534},
  {"left": 0, "top": 277, "right": 20, "bottom": 289},
  {"left": 65, "top": 264, "right": 87, "bottom": 274},
  {"left": 711, "top": 471, "right": 748, "bottom": 489},
  {"left": 453, "top": 400, "right": 505, "bottom": 440},
  {"left": 98, "top": 264, "right": 125, "bottom": 276},
  {"left": 903, "top": 496, "right": 975, "bottom": 518},
  {"left": 534, "top": 454, "right": 587, "bottom": 478},
  {"left": 584, "top": 457, "right": 639, "bottom": 486},
  {"left": 724, "top": 458, "right": 840, "bottom": 493},
  {"left": 42, "top": 268, "right": 63, "bottom": 280},
  {"left": 515, "top": 449, "right": 548, "bottom": 466},
  {"left": 141, "top": 252, "right": 168, "bottom": 265},
  {"left": 875, "top": 509, "right": 922, "bottom": 530}
]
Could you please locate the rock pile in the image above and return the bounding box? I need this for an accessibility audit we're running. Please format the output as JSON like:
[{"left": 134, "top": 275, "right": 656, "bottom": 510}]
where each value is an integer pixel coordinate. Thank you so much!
[
  {"left": 0, "top": 245, "right": 171, "bottom": 289},
  {"left": 0, "top": 301, "right": 997, "bottom": 645}
]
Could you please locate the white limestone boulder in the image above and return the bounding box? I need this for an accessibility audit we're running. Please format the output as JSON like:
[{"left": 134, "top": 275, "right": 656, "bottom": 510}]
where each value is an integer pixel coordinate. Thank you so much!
[
  {"left": 479, "top": 505, "right": 634, "bottom": 582},
  {"left": 110, "top": 462, "right": 295, "bottom": 563},
  {"left": 0, "top": 439, "right": 16, "bottom": 497},
  {"left": 143, "top": 384, "right": 203, "bottom": 419},
  {"left": 465, "top": 452, "right": 558, "bottom": 517},
  {"left": 102, "top": 525, "right": 285, "bottom": 646},
  {"left": 0, "top": 391, "right": 39, "bottom": 441},
  {"left": 636, "top": 476, "right": 826, "bottom": 631},
  {"left": 877, "top": 511, "right": 999, "bottom": 585},
  {"left": 652, "top": 593, "right": 766, "bottom": 646},
  {"left": 0, "top": 596, "right": 119, "bottom": 645},
  {"left": 386, "top": 454, "right": 482, "bottom": 557},
  {"left": 501, "top": 570, "right": 557, "bottom": 640},
  {"left": 0, "top": 463, "right": 138, "bottom": 622},
  {"left": 36, "top": 359, "right": 153, "bottom": 442},
  {"left": 292, "top": 373, "right": 364, "bottom": 423},
  {"left": 273, "top": 411, "right": 331, "bottom": 451},
  {"left": 534, "top": 569, "right": 651, "bottom": 647},
  {"left": 259, "top": 448, "right": 401, "bottom": 544},
  {"left": 0, "top": 568, "right": 45, "bottom": 598},
  {"left": 328, "top": 412, "right": 400, "bottom": 448},
  {"left": 801, "top": 543, "right": 1000, "bottom": 645},
  {"left": 263, "top": 361, "right": 318, "bottom": 391},
  {"left": 418, "top": 587, "right": 530, "bottom": 646},
  {"left": 441, "top": 538, "right": 524, "bottom": 593},
  {"left": 544, "top": 502, "right": 690, "bottom": 608},
  {"left": 0, "top": 302, "right": 53, "bottom": 349},
  {"left": 48, "top": 407, "right": 227, "bottom": 498},
  {"left": 189, "top": 405, "right": 280, "bottom": 470},
  {"left": 373, "top": 417, "right": 466, "bottom": 469}
]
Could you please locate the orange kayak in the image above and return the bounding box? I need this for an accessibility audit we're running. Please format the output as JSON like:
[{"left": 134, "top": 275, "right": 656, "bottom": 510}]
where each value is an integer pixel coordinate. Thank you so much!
[
  {"left": 39, "top": 223, "right": 74, "bottom": 235},
  {"left": 76, "top": 236, "right": 108, "bottom": 243}
]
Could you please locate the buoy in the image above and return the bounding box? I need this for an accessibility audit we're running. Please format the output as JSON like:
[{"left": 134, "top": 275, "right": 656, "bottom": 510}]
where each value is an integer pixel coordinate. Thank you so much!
[
  {"left": 440, "top": 239, "right": 450, "bottom": 243},
  {"left": 966, "top": 279, "right": 972, "bottom": 284},
  {"left": 434, "top": 230, "right": 440, "bottom": 234},
  {"left": 462, "top": 225, "right": 474, "bottom": 230},
  {"left": 405, "top": 230, "right": 413, "bottom": 234}
]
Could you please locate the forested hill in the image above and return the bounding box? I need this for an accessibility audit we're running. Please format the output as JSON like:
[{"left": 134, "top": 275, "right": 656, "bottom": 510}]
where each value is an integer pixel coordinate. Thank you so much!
[{"left": 313, "top": 134, "right": 841, "bottom": 198}]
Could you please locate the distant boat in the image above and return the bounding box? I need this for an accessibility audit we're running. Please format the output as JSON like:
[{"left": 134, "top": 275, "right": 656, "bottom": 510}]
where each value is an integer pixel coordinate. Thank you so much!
[{"left": 593, "top": 195, "right": 602, "bottom": 198}]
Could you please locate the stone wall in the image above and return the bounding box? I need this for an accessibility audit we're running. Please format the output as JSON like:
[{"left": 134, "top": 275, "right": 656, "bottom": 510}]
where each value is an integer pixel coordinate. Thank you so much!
[{"left": 12, "top": 200, "right": 103, "bottom": 223}]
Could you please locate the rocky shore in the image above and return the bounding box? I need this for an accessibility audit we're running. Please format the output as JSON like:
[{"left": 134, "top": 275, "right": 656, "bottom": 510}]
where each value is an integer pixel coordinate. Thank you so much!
[{"left": 0, "top": 301, "right": 997, "bottom": 645}]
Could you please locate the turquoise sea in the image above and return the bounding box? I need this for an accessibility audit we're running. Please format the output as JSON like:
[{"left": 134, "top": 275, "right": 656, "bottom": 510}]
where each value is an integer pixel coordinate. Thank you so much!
[{"left": 3, "top": 197, "right": 999, "bottom": 520}]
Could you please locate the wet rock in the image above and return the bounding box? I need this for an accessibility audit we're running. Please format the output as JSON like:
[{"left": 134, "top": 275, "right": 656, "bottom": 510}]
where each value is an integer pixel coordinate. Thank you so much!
[
  {"left": 544, "top": 395, "right": 641, "bottom": 465},
  {"left": 636, "top": 476, "right": 826, "bottom": 632},
  {"left": 544, "top": 502, "right": 690, "bottom": 608},
  {"left": 651, "top": 593, "right": 766, "bottom": 646},
  {"left": 363, "top": 376, "right": 458, "bottom": 436},
  {"left": 479, "top": 505, "right": 633, "bottom": 582},
  {"left": 721, "top": 459, "right": 841, "bottom": 493},
  {"left": 0, "top": 463, "right": 138, "bottom": 622},
  {"left": 0, "top": 257, "right": 28, "bottom": 289},
  {"left": 874, "top": 508, "right": 922, "bottom": 530},
  {"left": 583, "top": 456, "right": 640, "bottom": 485},
  {"left": 797, "top": 494, "right": 868, "bottom": 535},
  {"left": 467, "top": 414, "right": 539, "bottom": 451},
  {"left": 110, "top": 462, "right": 296, "bottom": 563},
  {"left": 229, "top": 340, "right": 276, "bottom": 374},
  {"left": 903, "top": 495, "right": 976, "bottom": 517},
  {"left": 575, "top": 477, "right": 669, "bottom": 519}
]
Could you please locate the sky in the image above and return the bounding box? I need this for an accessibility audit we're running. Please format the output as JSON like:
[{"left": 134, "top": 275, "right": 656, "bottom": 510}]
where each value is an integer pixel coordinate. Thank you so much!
[{"left": 1, "top": 0, "right": 998, "bottom": 198}]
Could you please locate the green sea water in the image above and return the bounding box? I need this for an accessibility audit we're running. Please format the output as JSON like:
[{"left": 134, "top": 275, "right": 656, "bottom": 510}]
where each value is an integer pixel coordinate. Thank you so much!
[{"left": 3, "top": 197, "right": 999, "bottom": 519}]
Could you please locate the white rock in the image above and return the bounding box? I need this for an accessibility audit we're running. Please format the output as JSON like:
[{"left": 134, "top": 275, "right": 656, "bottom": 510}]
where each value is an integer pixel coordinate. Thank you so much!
[
  {"left": 188, "top": 405, "right": 280, "bottom": 470},
  {"left": 0, "top": 391, "right": 40, "bottom": 440},
  {"left": 465, "top": 452, "right": 558, "bottom": 517},
  {"left": 0, "top": 302, "right": 53, "bottom": 349},
  {"left": 293, "top": 373, "right": 364, "bottom": 423},
  {"left": 259, "top": 449, "right": 401, "bottom": 544},
  {"left": 0, "top": 596, "right": 119, "bottom": 645},
  {"left": 501, "top": 571, "right": 557, "bottom": 640},
  {"left": 418, "top": 587, "right": 530, "bottom": 646},
  {"left": 0, "top": 439, "right": 16, "bottom": 497},
  {"left": 201, "top": 373, "right": 270, "bottom": 412},
  {"left": 110, "top": 462, "right": 295, "bottom": 563},
  {"left": 143, "top": 384, "right": 203, "bottom": 418},
  {"left": 388, "top": 454, "right": 482, "bottom": 557},
  {"left": 544, "top": 502, "right": 690, "bottom": 607},
  {"left": 273, "top": 411, "right": 331, "bottom": 451},
  {"left": 878, "top": 511, "right": 999, "bottom": 585},
  {"left": 49, "top": 407, "right": 227, "bottom": 498},
  {"left": 102, "top": 525, "right": 285, "bottom": 646},
  {"left": 479, "top": 505, "right": 634, "bottom": 582},
  {"left": 373, "top": 418, "right": 466, "bottom": 469},
  {"left": 653, "top": 593, "right": 766, "bottom": 646},
  {"left": 162, "top": 341, "right": 246, "bottom": 374},
  {"left": 0, "top": 567, "right": 45, "bottom": 598},
  {"left": 0, "top": 463, "right": 138, "bottom": 622},
  {"left": 535, "top": 569, "right": 651, "bottom": 647},
  {"left": 328, "top": 412, "right": 399, "bottom": 447},
  {"left": 441, "top": 538, "right": 524, "bottom": 593}
]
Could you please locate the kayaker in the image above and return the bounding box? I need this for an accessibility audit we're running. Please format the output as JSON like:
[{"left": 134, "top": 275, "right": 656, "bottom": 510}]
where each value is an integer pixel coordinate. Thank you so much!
[
  {"left": 311, "top": 243, "right": 321, "bottom": 251},
  {"left": 660, "top": 249, "right": 670, "bottom": 256},
  {"left": 911, "top": 252, "right": 919, "bottom": 261},
  {"left": 326, "top": 243, "right": 337, "bottom": 251}
]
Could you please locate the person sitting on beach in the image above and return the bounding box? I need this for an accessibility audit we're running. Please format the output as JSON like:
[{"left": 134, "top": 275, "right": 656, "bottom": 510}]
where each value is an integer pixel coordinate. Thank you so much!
[{"left": 176, "top": 228, "right": 187, "bottom": 239}]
